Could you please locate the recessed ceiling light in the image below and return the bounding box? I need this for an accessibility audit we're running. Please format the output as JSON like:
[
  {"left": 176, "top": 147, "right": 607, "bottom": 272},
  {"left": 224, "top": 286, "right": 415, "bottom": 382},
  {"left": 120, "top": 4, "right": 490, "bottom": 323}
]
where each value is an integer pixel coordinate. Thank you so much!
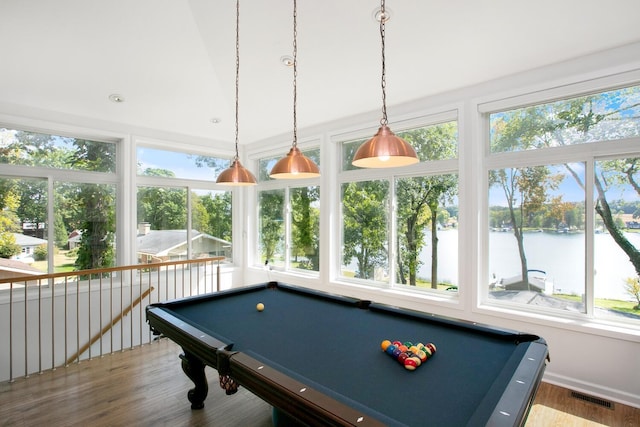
[
  {"left": 280, "top": 55, "right": 294, "bottom": 67},
  {"left": 108, "top": 94, "right": 125, "bottom": 103},
  {"left": 210, "top": 118, "right": 221, "bottom": 124}
]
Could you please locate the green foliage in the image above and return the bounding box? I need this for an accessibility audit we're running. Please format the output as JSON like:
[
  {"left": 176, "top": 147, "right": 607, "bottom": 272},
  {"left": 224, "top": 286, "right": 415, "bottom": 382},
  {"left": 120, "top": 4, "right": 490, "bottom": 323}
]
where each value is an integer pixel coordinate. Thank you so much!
[
  {"left": 623, "top": 277, "right": 640, "bottom": 309},
  {"left": 34, "top": 244, "right": 47, "bottom": 261},
  {"left": 199, "top": 192, "right": 232, "bottom": 242},
  {"left": 53, "top": 211, "right": 69, "bottom": 248},
  {"left": 342, "top": 180, "right": 389, "bottom": 279},
  {"left": 259, "top": 190, "right": 285, "bottom": 264},
  {"left": 74, "top": 183, "right": 116, "bottom": 271},
  {"left": 137, "top": 185, "right": 187, "bottom": 230},
  {"left": 0, "top": 232, "right": 21, "bottom": 258},
  {"left": 291, "top": 186, "right": 320, "bottom": 271}
]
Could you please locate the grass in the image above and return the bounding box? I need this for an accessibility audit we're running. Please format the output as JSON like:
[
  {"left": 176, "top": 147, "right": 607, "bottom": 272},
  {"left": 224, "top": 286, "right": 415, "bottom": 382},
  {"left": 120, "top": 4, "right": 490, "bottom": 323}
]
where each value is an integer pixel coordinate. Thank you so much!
[
  {"left": 555, "top": 293, "right": 640, "bottom": 315},
  {"left": 31, "top": 250, "right": 77, "bottom": 273}
]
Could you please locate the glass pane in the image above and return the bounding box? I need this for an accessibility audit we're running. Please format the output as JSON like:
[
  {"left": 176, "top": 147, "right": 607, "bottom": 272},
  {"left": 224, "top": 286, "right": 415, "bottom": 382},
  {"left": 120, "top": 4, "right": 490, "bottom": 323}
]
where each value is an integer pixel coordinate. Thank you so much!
[
  {"left": 396, "top": 174, "right": 458, "bottom": 291},
  {"left": 0, "top": 128, "right": 116, "bottom": 172},
  {"left": 490, "top": 85, "right": 640, "bottom": 153},
  {"left": 192, "top": 189, "right": 233, "bottom": 262},
  {"left": 341, "top": 121, "right": 458, "bottom": 171},
  {"left": 137, "top": 146, "right": 229, "bottom": 181},
  {"left": 63, "top": 182, "right": 116, "bottom": 270},
  {"left": 341, "top": 180, "right": 389, "bottom": 282},
  {"left": 594, "top": 158, "right": 640, "bottom": 322},
  {"left": 290, "top": 186, "right": 320, "bottom": 272},
  {"left": 0, "top": 177, "right": 48, "bottom": 273},
  {"left": 259, "top": 189, "right": 285, "bottom": 267},
  {"left": 488, "top": 164, "right": 585, "bottom": 311},
  {"left": 258, "top": 148, "right": 320, "bottom": 181},
  {"left": 136, "top": 186, "right": 188, "bottom": 263}
]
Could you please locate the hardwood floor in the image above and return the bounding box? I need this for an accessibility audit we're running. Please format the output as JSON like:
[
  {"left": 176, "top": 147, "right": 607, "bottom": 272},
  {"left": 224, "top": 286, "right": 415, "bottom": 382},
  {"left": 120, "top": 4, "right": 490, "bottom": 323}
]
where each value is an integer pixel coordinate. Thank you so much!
[{"left": 1, "top": 338, "right": 638, "bottom": 426}]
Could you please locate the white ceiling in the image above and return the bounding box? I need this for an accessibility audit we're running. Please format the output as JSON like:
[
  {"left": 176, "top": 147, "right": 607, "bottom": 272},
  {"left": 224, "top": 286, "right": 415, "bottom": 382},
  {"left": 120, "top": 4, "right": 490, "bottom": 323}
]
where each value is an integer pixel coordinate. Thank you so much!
[{"left": 1, "top": 0, "right": 640, "bottom": 147}]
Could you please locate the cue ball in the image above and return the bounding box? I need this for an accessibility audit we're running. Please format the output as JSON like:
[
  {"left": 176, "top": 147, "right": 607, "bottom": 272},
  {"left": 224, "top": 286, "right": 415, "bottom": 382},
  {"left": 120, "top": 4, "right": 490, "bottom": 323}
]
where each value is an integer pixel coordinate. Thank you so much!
[{"left": 256, "top": 303, "right": 264, "bottom": 312}]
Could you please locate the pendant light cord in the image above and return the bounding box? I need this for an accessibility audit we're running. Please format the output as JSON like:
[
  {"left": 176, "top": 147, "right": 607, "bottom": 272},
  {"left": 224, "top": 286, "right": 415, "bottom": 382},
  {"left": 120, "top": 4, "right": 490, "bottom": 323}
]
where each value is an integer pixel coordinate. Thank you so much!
[
  {"left": 234, "top": 0, "right": 240, "bottom": 161},
  {"left": 379, "top": 0, "right": 388, "bottom": 127},
  {"left": 292, "top": 0, "right": 298, "bottom": 148}
]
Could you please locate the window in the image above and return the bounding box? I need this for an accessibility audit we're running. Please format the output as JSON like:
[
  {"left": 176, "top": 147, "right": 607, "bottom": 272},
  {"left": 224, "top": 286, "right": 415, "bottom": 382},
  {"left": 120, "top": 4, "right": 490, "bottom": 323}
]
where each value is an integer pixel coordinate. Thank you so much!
[
  {"left": 136, "top": 147, "right": 233, "bottom": 264},
  {"left": 490, "top": 85, "right": 640, "bottom": 153},
  {"left": 256, "top": 147, "right": 321, "bottom": 273},
  {"left": 339, "top": 120, "right": 459, "bottom": 291},
  {"left": 0, "top": 128, "right": 117, "bottom": 273},
  {"left": 486, "top": 84, "right": 640, "bottom": 323},
  {"left": 594, "top": 157, "right": 640, "bottom": 318},
  {"left": 1, "top": 128, "right": 116, "bottom": 172},
  {"left": 488, "top": 164, "right": 585, "bottom": 302}
]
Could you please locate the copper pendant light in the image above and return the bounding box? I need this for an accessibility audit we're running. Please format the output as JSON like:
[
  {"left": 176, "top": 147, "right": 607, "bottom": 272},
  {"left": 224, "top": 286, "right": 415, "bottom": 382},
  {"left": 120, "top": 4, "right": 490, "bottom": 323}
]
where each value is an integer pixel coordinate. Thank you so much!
[
  {"left": 217, "top": 0, "right": 257, "bottom": 186},
  {"left": 352, "top": 0, "right": 418, "bottom": 168},
  {"left": 270, "top": 0, "right": 320, "bottom": 179}
]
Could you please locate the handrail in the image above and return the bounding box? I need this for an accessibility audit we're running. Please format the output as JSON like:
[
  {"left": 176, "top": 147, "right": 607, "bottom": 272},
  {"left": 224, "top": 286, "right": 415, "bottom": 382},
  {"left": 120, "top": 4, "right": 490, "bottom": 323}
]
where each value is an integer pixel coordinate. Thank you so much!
[
  {"left": 65, "top": 286, "right": 155, "bottom": 365},
  {"left": 0, "top": 256, "right": 224, "bottom": 285}
]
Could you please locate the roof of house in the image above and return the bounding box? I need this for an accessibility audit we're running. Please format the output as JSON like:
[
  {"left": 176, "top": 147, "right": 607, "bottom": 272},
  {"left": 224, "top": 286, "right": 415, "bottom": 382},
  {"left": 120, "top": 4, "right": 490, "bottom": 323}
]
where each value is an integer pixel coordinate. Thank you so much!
[
  {"left": 0, "top": 257, "right": 44, "bottom": 275},
  {"left": 12, "top": 233, "right": 47, "bottom": 246},
  {"left": 136, "top": 230, "right": 230, "bottom": 256}
]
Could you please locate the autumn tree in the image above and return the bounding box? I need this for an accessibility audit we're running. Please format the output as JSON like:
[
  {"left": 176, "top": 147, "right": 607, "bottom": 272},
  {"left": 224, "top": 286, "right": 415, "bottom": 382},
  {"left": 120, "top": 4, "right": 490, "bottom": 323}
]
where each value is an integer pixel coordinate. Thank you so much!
[{"left": 490, "top": 167, "right": 561, "bottom": 289}]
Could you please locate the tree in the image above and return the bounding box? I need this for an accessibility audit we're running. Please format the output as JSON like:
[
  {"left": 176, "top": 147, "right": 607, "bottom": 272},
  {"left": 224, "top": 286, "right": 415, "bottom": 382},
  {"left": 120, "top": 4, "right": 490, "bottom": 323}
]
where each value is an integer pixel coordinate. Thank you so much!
[
  {"left": 16, "top": 179, "right": 47, "bottom": 239},
  {"left": 490, "top": 166, "right": 561, "bottom": 289},
  {"left": 0, "top": 179, "right": 22, "bottom": 234},
  {"left": 0, "top": 232, "right": 21, "bottom": 258},
  {"left": 342, "top": 181, "right": 389, "bottom": 280},
  {"left": 491, "top": 87, "right": 640, "bottom": 289},
  {"left": 137, "top": 169, "right": 188, "bottom": 231},
  {"left": 553, "top": 95, "right": 640, "bottom": 279},
  {"left": 73, "top": 183, "right": 115, "bottom": 271},
  {"left": 199, "top": 192, "right": 232, "bottom": 242},
  {"left": 291, "top": 186, "right": 320, "bottom": 271},
  {"left": 395, "top": 123, "right": 458, "bottom": 288},
  {"left": 259, "top": 190, "right": 285, "bottom": 264},
  {"left": 71, "top": 140, "right": 116, "bottom": 271}
]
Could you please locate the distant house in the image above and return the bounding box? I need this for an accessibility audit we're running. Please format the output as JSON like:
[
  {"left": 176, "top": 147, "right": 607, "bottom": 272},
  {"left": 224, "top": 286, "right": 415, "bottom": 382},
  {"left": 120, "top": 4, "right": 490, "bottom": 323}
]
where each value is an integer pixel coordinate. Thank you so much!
[
  {"left": 10, "top": 233, "right": 47, "bottom": 263},
  {"left": 136, "top": 224, "right": 231, "bottom": 263},
  {"left": 67, "top": 230, "right": 82, "bottom": 249},
  {"left": 0, "top": 257, "right": 44, "bottom": 287}
]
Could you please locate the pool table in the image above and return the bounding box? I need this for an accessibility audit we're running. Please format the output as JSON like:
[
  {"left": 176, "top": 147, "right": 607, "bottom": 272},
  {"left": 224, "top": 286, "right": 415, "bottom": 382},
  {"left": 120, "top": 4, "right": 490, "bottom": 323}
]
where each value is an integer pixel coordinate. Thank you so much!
[{"left": 146, "top": 282, "right": 548, "bottom": 427}]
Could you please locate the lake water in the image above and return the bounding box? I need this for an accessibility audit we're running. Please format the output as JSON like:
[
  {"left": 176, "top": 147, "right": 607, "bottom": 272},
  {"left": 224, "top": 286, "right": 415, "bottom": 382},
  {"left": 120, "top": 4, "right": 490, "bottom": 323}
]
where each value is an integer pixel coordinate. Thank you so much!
[{"left": 419, "top": 229, "right": 640, "bottom": 301}]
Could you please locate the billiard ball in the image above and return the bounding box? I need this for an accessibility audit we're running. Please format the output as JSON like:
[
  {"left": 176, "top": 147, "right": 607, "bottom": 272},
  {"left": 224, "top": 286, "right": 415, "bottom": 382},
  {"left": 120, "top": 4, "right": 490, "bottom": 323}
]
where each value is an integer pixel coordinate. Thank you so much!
[
  {"left": 397, "top": 352, "right": 409, "bottom": 364},
  {"left": 381, "top": 340, "right": 392, "bottom": 351},
  {"left": 404, "top": 358, "right": 418, "bottom": 370},
  {"left": 256, "top": 303, "right": 264, "bottom": 311}
]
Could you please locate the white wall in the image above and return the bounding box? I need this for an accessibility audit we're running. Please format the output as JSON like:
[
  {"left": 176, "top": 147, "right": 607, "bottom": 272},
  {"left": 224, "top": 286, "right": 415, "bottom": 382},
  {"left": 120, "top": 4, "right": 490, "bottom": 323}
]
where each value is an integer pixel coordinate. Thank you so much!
[{"left": 242, "top": 42, "right": 640, "bottom": 408}]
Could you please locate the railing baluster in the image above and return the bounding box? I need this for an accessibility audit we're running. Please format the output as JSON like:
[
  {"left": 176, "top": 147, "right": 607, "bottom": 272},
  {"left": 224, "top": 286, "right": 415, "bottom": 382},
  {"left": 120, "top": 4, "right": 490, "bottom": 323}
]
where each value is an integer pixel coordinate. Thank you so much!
[
  {"left": 9, "top": 281, "right": 13, "bottom": 382},
  {"left": 76, "top": 275, "right": 79, "bottom": 364},
  {"left": 51, "top": 277, "right": 55, "bottom": 371},
  {"left": 0, "top": 257, "right": 224, "bottom": 382},
  {"left": 24, "top": 279, "right": 28, "bottom": 378},
  {"left": 64, "top": 276, "right": 68, "bottom": 367}
]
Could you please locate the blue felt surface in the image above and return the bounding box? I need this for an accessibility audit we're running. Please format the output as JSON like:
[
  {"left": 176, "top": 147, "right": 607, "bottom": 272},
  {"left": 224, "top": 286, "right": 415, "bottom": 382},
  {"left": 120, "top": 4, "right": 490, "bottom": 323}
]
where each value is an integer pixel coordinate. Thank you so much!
[{"left": 166, "top": 284, "right": 534, "bottom": 426}]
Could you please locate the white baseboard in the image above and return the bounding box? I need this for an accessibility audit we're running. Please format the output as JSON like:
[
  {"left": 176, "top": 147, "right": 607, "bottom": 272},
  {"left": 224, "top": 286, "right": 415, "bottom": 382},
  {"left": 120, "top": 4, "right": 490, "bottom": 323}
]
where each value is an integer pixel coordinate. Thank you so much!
[{"left": 543, "top": 371, "right": 640, "bottom": 409}]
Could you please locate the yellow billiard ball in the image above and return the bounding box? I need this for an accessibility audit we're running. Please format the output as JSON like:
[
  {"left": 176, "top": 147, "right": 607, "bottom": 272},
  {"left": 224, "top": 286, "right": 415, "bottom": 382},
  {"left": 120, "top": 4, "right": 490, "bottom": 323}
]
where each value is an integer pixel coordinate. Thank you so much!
[{"left": 256, "top": 303, "right": 265, "bottom": 312}]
